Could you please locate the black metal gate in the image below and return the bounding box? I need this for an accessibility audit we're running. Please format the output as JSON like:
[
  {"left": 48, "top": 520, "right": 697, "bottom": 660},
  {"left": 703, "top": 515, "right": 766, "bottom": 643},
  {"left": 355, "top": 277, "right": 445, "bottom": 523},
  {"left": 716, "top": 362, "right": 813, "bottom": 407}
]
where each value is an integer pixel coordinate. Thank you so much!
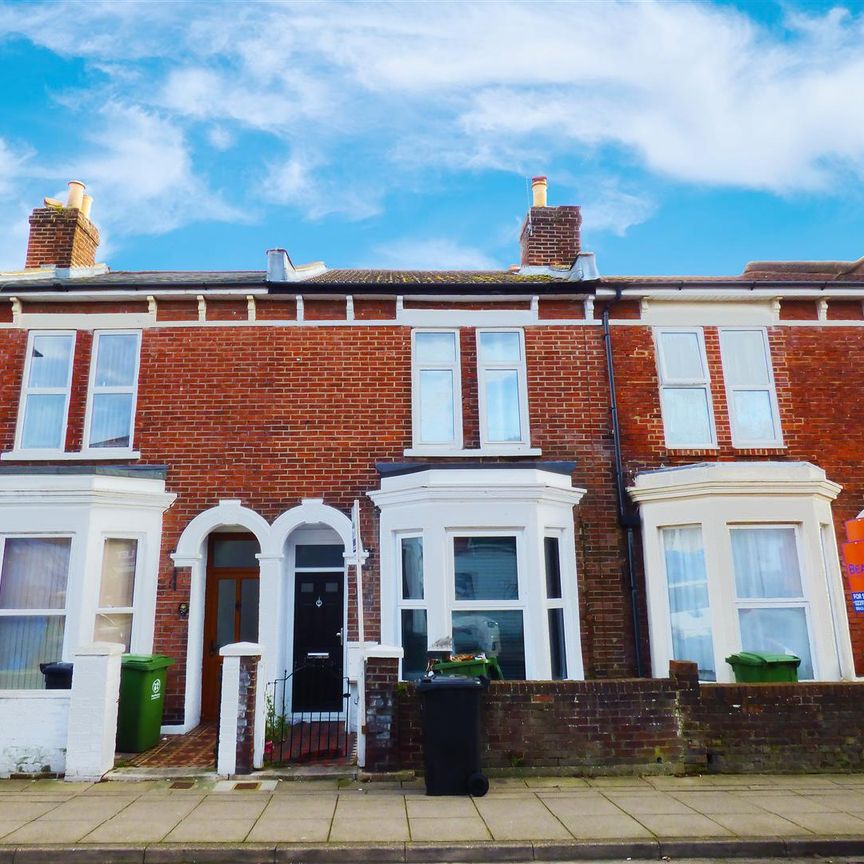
[{"left": 265, "top": 659, "right": 351, "bottom": 764}]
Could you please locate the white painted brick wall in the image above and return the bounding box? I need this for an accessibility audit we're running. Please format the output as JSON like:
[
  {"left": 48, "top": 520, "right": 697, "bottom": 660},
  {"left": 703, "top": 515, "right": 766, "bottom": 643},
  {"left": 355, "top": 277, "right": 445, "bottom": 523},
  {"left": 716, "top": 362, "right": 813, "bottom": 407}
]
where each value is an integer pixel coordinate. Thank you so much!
[{"left": 0, "top": 693, "right": 70, "bottom": 777}]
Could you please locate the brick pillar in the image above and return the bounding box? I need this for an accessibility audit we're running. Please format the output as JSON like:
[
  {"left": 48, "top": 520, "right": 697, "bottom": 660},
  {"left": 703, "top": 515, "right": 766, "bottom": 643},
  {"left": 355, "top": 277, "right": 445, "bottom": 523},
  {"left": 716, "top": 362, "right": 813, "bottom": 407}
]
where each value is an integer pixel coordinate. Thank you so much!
[
  {"left": 217, "top": 642, "right": 263, "bottom": 776},
  {"left": 670, "top": 660, "right": 707, "bottom": 774},
  {"left": 364, "top": 648, "right": 403, "bottom": 772}
]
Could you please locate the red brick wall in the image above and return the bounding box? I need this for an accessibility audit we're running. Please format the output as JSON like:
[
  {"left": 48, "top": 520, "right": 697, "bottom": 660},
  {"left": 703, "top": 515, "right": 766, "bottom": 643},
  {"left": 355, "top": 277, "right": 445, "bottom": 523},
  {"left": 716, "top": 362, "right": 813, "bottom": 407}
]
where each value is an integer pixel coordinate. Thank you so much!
[{"left": 398, "top": 662, "right": 864, "bottom": 775}]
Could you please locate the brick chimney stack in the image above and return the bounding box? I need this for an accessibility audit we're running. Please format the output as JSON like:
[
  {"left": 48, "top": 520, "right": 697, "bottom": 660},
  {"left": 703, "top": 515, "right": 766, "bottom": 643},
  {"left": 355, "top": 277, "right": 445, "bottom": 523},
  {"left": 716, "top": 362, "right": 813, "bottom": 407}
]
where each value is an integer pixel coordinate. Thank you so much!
[
  {"left": 25, "top": 181, "right": 100, "bottom": 269},
  {"left": 519, "top": 176, "right": 582, "bottom": 268}
]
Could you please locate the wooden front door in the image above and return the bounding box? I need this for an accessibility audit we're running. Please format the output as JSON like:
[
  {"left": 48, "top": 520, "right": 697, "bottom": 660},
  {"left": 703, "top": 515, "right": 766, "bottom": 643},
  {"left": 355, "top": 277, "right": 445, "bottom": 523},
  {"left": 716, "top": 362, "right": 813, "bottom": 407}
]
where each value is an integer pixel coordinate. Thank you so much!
[{"left": 201, "top": 533, "right": 260, "bottom": 721}]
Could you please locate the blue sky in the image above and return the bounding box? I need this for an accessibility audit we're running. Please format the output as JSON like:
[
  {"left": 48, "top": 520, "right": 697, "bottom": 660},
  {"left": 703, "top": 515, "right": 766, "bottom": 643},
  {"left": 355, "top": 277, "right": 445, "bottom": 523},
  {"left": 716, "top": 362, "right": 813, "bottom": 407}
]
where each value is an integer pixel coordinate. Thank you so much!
[{"left": 1, "top": 0, "right": 864, "bottom": 276}]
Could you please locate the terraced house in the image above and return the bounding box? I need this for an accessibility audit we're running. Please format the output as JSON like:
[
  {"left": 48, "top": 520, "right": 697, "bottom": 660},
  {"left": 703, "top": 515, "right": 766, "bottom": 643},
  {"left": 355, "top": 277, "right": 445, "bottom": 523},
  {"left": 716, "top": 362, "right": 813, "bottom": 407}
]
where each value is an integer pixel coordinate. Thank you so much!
[{"left": 1, "top": 177, "right": 862, "bottom": 780}]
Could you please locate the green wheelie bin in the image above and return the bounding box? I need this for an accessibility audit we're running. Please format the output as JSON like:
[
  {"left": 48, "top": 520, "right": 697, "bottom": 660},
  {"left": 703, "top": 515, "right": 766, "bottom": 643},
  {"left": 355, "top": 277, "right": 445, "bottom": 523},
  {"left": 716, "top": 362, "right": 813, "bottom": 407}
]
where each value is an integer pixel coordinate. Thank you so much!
[
  {"left": 116, "top": 654, "right": 175, "bottom": 752},
  {"left": 725, "top": 651, "right": 800, "bottom": 683}
]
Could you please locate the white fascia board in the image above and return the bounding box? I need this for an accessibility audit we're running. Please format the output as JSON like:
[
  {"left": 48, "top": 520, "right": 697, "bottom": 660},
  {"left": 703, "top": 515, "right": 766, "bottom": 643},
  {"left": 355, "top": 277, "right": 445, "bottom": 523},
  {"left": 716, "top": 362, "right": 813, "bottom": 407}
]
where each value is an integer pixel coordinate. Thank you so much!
[
  {"left": 369, "top": 467, "right": 585, "bottom": 508},
  {"left": 9, "top": 288, "right": 268, "bottom": 301},
  {"left": 0, "top": 474, "right": 176, "bottom": 510},
  {"left": 629, "top": 461, "right": 841, "bottom": 504},
  {"left": 640, "top": 300, "right": 777, "bottom": 326}
]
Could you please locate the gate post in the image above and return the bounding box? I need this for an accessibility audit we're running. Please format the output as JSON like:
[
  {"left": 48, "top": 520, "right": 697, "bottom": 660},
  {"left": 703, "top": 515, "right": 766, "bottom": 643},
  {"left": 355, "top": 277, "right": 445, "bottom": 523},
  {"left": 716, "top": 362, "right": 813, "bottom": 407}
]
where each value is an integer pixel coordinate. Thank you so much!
[
  {"left": 217, "top": 642, "right": 263, "bottom": 776},
  {"left": 363, "top": 645, "right": 403, "bottom": 772}
]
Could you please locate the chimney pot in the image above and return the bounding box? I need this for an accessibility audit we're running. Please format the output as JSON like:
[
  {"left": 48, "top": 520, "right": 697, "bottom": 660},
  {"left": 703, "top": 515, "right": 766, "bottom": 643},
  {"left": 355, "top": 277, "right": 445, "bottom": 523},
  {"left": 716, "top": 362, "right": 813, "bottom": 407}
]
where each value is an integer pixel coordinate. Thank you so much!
[
  {"left": 531, "top": 176, "right": 548, "bottom": 208},
  {"left": 66, "top": 180, "right": 86, "bottom": 210},
  {"left": 81, "top": 194, "right": 93, "bottom": 219}
]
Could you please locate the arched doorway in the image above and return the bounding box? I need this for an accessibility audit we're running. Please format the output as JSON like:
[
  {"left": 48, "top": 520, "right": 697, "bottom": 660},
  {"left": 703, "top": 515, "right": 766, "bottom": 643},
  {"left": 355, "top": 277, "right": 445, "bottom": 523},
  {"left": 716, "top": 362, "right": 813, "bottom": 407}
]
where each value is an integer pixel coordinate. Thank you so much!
[{"left": 201, "top": 531, "right": 261, "bottom": 720}]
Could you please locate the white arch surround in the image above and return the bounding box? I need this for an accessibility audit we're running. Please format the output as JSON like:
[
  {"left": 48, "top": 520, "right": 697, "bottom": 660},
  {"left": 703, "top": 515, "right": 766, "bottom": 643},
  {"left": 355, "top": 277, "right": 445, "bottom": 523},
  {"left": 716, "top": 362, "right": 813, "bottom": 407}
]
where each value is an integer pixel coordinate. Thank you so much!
[
  {"left": 170, "top": 499, "right": 271, "bottom": 734},
  {"left": 173, "top": 499, "right": 270, "bottom": 560},
  {"left": 267, "top": 498, "right": 354, "bottom": 556},
  {"left": 168, "top": 497, "right": 357, "bottom": 740}
]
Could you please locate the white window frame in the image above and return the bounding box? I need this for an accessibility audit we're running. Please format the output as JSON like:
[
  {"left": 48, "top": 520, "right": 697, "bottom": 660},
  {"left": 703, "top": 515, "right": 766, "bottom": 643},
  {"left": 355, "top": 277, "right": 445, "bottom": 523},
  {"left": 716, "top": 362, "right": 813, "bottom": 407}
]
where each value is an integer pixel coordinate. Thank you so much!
[
  {"left": 94, "top": 534, "right": 144, "bottom": 651},
  {"left": 0, "top": 533, "right": 73, "bottom": 690},
  {"left": 396, "top": 531, "right": 427, "bottom": 681},
  {"left": 476, "top": 328, "right": 531, "bottom": 449},
  {"left": 410, "top": 329, "right": 463, "bottom": 451},
  {"left": 718, "top": 326, "right": 783, "bottom": 448},
  {"left": 82, "top": 329, "right": 142, "bottom": 454},
  {"left": 15, "top": 330, "right": 76, "bottom": 455},
  {"left": 632, "top": 462, "right": 855, "bottom": 683},
  {"left": 727, "top": 523, "right": 816, "bottom": 678},
  {"left": 654, "top": 326, "right": 717, "bottom": 449},
  {"left": 543, "top": 531, "right": 570, "bottom": 679}
]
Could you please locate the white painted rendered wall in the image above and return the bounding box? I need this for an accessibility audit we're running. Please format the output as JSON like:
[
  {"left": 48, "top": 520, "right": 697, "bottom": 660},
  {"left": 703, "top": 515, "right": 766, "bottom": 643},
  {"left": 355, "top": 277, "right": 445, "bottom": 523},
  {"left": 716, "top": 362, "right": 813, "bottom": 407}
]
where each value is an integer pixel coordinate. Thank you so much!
[{"left": 0, "top": 693, "right": 69, "bottom": 776}]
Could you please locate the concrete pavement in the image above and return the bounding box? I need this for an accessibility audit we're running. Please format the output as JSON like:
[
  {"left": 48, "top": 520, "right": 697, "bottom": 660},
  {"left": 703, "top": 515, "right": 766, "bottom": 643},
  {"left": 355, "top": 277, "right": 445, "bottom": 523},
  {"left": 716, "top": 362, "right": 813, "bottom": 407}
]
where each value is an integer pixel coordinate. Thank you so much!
[{"left": 2, "top": 772, "right": 864, "bottom": 861}]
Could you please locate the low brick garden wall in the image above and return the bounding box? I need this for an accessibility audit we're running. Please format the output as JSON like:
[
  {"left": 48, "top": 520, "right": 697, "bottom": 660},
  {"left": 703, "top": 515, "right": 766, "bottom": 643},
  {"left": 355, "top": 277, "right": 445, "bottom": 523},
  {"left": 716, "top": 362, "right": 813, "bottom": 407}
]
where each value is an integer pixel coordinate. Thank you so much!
[{"left": 394, "top": 661, "right": 864, "bottom": 775}]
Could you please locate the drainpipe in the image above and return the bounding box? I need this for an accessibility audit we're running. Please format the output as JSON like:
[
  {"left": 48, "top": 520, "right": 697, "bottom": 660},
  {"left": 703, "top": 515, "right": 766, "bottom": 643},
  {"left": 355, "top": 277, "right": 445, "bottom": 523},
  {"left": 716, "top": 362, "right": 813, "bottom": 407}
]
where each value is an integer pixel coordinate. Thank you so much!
[{"left": 602, "top": 293, "right": 645, "bottom": 677}]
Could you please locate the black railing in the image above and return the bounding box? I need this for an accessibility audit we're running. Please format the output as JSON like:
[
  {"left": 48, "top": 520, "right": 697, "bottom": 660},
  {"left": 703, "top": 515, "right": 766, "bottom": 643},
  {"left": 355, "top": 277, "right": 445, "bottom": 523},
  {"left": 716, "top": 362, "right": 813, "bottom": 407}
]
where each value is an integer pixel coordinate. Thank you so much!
[{"left": 265, "top": 659, "right": 351, "bottom": 764}]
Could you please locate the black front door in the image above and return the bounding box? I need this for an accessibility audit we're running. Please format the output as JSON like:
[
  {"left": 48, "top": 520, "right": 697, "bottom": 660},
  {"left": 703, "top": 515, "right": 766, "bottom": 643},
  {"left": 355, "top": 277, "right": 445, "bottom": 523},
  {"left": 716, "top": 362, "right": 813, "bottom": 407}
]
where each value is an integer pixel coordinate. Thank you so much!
[{"left": 292, "top": 572, "right": 344, "bottom": 712}]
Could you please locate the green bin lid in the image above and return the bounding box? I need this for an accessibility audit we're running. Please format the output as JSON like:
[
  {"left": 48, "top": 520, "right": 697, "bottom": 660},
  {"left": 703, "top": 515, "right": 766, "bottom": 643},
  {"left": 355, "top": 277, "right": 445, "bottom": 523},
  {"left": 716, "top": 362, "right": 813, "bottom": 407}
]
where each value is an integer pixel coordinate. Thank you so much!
[
  {"left": 121, "top": 654, "right": 175, "bottom": 671},
  {"left": 725, "top": 651, "right": 800, "bottom": 667}
]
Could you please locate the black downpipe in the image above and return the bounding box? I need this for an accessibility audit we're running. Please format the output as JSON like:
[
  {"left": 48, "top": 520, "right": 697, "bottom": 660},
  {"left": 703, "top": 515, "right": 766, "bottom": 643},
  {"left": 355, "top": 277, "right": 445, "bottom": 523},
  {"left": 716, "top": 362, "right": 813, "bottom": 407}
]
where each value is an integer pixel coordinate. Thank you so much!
[{"left": 602, "top": 299, "right": 644, "bottom": 677}]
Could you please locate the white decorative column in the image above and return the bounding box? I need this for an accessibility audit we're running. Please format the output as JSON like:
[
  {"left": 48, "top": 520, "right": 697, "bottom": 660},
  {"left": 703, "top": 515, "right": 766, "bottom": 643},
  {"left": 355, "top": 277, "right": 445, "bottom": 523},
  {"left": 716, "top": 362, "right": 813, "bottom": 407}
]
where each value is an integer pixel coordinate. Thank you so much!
[
  {"left": 64, "top": 642, "right": 123, "bottom": 782},
  {"left": 217, "top": 642, "right": 263, "bottom": 777}
]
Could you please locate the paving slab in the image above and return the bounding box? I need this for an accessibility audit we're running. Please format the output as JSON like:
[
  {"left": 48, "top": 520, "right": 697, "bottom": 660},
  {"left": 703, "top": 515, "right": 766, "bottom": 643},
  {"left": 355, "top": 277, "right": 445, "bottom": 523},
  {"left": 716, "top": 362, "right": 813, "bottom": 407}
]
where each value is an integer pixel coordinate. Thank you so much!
[
  {"left": 247, "top": 816, "right": 332, "bottom": 843},
  {"left": 164, "top": 816, "right": 256, "bottom": 842},
  {"left": 0, "top": 801, "right": 59, "bottom": 821},
  {"left": 708, "top": 810, "right": 811, "bottom": 836},
  {"left": 544, "top": 813, "right": 653, "bottom": 840},
  {"left": 405, "top": 796, "right": 480, "bottom": 818},
  {"left": 2, "top": 818, "right": 108, "bottom": 844},
  {"left": 329, "top": 815, "right": 409, "bottom": 842},
  {"left": 602, "top": 792, "right": 695, "bottom": 814},
  {"left": 409, "top": 816, "right": 491, "bottom": 841},
  {"left": 633, "top": 812, "right": 734, "bottom": 837},
  {"left": 585, "top": 776, "right": 655, "bottom": 788},
  {"left": 261, "top": 795, "right": 337, "bottom": 819},
  {"left": 754, "top": 793, "right": 839, "bottom": 815},
  {"left": 784, "top": 811, "right": 864, "bottom": 834},
  {"left": 473, "top": 797, "right": 571, "bottom": 840},
  {"left": 539, "top": 793, "right": 630, "bottom": 817},
  {"left": 670, "top": 790, "right": 763, "bottom": 814}
]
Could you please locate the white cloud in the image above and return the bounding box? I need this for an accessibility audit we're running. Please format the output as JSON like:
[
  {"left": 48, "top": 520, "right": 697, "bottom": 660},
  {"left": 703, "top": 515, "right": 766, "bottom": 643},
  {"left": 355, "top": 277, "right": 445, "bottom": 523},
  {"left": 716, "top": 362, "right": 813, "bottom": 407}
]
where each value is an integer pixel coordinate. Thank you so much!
[
  {"left": 2, "top": 0, "right": 864, "bottom": 249},
  {"left": 64, "top": 103, "right": 244, "bottom": 236},
  {"left": 369, "top": 237, "right": 500, "bottom": 270},
  {"left": 261, "top": 152, "right": 382, "bottom": 221}
]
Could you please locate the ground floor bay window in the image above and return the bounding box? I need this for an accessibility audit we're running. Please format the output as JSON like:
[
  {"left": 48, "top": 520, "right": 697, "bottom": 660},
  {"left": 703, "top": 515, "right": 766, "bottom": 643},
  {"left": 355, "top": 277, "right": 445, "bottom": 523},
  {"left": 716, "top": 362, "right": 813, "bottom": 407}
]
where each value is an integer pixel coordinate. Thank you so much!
[
  {"left": 630, "top": 462, "right": 855, "bottom": 682},
  {"left": 0, "top": 468, "right": 175, "bottom": 690},
  {"left": 369, "top": 463, "right": 586, "bottom": 681}
]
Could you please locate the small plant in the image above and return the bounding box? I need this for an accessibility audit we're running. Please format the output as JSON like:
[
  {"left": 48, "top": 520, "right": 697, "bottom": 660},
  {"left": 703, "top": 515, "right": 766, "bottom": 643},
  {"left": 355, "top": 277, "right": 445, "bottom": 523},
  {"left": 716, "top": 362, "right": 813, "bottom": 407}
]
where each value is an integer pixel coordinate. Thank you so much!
[{"left": 264, "top": 692, "right": 287, "bottom": 760}]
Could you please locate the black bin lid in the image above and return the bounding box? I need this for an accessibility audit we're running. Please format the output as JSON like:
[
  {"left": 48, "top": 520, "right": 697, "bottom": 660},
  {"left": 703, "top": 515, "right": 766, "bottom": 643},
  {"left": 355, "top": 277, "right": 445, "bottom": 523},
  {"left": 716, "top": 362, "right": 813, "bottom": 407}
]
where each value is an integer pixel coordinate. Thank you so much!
[{"left": 418, "top": 675, "right": 485, "bottom": 691}]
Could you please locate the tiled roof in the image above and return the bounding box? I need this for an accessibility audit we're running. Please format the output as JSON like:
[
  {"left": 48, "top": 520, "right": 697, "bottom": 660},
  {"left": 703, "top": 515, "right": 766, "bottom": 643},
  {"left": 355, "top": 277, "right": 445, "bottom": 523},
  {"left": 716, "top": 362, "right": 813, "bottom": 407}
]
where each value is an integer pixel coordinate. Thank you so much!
[
  {"left": 0, "top": 271, "right": 266, "bottom": 293},
  {"left": 305, "top": 269, "right": 561, "bottom": 284}
]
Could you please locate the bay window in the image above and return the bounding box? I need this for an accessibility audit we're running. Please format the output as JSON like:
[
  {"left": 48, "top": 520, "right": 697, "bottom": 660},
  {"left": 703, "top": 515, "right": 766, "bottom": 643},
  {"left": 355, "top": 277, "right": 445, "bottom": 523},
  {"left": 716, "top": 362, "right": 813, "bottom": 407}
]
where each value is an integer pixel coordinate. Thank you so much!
[
  {"left": 372, "top": 464, "right": 586, "bottom": 682},
  {"left": 632, "top": 461, "right": 854, "bottom": 682}
]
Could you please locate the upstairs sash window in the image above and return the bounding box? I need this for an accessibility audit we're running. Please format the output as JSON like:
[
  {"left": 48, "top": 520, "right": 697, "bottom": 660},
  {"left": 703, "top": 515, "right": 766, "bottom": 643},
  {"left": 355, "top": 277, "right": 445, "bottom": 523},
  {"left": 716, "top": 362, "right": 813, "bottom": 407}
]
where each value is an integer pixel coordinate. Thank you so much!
[
  {"left": 477, "top": 329, "right": 530, "bottom": 446},
  {"left": 18, "top": 332, "right": 75, "bottom": 451},
  {"left": 655, "top": 328, "right": 715, "bottom": 448},
  {"left": 412, "top": 330, "right": 461, "bottom": 448},
  {"left": 85, "top": 331, "right": 141, "bottom": 450}
]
